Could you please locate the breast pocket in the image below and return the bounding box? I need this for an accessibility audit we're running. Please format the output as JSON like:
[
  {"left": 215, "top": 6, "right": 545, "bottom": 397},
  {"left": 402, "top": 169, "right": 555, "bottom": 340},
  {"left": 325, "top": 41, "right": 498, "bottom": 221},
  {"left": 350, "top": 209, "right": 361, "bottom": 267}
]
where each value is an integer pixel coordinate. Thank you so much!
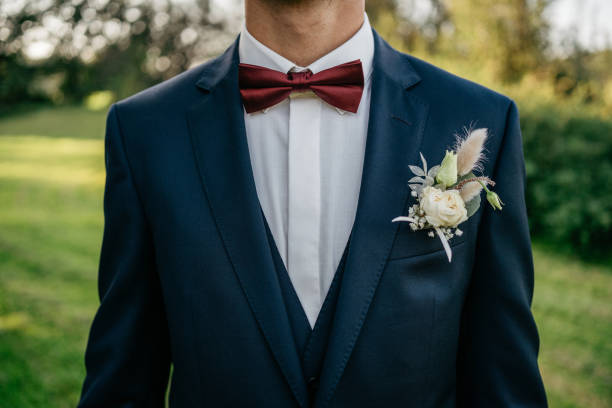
[{"left": 389, "top": 219, "right": 475, "bottom": 261}]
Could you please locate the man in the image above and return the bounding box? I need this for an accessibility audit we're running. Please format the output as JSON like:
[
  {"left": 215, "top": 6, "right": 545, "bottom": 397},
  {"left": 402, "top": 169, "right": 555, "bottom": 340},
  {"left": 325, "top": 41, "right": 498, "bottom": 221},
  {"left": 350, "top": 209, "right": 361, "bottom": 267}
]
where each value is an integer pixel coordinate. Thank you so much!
[{"left": 78, "top": 0, "right": 548, "bottom": 406}]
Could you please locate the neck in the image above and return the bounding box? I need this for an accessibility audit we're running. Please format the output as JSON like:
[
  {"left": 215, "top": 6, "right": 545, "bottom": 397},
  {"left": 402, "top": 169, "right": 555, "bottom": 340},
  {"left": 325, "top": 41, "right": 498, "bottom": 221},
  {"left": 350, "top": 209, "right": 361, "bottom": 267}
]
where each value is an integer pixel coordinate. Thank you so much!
[{"left": 244, "top": 0, "right": 366, "bottom": 67}]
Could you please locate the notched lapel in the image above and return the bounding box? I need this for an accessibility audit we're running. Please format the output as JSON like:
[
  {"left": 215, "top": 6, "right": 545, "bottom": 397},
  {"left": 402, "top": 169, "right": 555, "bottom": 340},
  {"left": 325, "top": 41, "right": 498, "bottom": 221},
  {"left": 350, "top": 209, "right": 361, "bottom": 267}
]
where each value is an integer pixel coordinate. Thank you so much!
[
  {"left": 315, "top": 30, "right": 430, "bottom": 408},
  {"left": 186, "top": 38, "right": 308, "bottom": 407}
]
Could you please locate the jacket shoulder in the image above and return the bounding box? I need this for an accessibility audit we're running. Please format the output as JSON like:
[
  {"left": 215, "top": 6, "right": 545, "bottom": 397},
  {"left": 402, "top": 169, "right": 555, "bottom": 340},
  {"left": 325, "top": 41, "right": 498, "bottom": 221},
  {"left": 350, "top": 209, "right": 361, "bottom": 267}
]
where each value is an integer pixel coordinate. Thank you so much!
[
  {"left": 113, "top": 60, "right": 210, "bottom": 116},
  {"left": 395, "top": 51, "right": 518, "bottom": 174}
]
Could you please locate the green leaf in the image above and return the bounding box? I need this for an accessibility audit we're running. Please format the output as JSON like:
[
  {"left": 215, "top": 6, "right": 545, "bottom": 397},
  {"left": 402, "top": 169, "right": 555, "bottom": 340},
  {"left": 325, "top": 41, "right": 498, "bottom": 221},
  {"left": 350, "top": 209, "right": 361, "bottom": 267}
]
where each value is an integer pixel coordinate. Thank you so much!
[{"left": 465, "top": 194, "right": 481, "bottom": 218}]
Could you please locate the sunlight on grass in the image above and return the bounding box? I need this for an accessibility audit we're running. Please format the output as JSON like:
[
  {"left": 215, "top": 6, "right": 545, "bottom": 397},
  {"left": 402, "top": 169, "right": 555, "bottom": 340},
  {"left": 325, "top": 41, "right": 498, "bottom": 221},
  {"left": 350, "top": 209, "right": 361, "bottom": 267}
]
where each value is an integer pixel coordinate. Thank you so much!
[
  {"left": 0, "top": 136, "right": 105, "bottom": 188},
  {"left": 0, "top": 312, "right": 30, "bottom": 331},
  {"left": 84, "top": 91, "right": 115, "bottom": 112}
]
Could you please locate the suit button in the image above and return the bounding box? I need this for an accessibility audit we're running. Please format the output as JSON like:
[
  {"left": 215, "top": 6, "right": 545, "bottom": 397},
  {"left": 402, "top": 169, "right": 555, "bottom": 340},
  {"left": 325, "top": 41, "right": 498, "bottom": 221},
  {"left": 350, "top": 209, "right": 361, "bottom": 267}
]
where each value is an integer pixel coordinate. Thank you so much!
[{"left": 307, "top": 376, "right": 319, "bottom": 393}]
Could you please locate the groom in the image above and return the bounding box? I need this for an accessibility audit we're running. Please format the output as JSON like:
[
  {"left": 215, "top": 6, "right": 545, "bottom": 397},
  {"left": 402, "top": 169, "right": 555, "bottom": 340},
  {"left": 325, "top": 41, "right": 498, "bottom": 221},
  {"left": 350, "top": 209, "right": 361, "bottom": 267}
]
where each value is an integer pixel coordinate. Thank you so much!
[{"left": 78, "top": 0, "right": 547, "bottom": 406}]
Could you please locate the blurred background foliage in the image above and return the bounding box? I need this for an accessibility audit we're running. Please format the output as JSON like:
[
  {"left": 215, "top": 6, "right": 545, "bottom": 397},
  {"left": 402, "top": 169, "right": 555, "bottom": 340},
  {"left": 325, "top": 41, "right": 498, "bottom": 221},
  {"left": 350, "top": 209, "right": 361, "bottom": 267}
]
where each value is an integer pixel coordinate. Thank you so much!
[
  {"left": 1, "top": 0, "right": 611, "bottom": 255},
  {"left": 0, "top": 0, "right": 611, "bottom": 407}
]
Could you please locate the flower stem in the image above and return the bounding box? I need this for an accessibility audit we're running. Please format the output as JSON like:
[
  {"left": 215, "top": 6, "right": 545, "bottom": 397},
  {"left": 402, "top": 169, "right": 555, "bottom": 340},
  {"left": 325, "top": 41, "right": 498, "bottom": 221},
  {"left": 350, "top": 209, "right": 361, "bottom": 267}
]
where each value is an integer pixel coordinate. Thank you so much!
[
  {"left": 453, "top": 176, "right": 495, "bottom": 190},
  {"left": 477, "top": 179, "right": 492, "bottom": 193}
]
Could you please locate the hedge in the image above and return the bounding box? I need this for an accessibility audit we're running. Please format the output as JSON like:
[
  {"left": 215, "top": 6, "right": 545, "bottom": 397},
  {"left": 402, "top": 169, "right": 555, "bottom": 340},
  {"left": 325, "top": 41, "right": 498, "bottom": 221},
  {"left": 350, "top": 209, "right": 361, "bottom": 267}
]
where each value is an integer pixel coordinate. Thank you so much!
[{"left": 519, "top": 104, "right": 612, "bottom": 258}]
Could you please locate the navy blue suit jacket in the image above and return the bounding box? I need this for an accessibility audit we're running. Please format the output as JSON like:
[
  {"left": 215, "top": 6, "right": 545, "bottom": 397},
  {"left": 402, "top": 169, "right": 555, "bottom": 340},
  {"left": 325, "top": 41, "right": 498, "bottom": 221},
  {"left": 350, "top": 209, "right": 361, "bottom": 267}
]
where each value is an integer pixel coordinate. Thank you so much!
[{"left": 78, "top": 29, "right": 547, "bottom": 407}]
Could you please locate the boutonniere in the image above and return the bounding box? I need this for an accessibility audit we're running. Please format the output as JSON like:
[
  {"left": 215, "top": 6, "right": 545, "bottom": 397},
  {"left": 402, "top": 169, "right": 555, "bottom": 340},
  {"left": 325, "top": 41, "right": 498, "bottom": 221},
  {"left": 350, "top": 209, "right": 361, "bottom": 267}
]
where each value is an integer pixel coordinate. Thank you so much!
[{"left": 392, "top": 128, "right": 503, "bottom": 262}]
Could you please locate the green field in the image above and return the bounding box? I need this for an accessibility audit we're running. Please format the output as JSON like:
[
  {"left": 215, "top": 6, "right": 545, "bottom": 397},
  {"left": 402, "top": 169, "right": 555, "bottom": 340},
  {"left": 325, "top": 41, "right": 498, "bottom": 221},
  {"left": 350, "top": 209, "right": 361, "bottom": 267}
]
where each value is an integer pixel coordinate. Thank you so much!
[{"left": 0, "top": 106, "right": 610, "bottom": 407}]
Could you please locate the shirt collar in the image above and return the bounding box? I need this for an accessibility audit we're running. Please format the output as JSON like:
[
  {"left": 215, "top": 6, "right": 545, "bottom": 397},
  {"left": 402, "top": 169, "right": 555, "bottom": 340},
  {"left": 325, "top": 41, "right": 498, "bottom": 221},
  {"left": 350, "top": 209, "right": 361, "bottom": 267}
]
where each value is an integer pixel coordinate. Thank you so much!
[{"left": 238, "top": 11, "right": 374, "bottom": 84}]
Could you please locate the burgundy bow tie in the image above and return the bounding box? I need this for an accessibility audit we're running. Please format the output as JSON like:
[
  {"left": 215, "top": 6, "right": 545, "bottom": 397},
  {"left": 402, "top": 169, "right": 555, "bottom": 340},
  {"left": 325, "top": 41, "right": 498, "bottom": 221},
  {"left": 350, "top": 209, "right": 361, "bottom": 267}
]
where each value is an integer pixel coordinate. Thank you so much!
[{"left": 238, "top": 60, "right": 364, "bottom": 113}]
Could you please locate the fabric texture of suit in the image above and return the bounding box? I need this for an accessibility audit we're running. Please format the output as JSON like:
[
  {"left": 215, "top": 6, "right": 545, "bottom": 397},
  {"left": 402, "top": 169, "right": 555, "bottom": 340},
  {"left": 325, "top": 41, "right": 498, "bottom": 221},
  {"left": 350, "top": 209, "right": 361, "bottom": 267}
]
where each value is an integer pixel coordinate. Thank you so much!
[
  {"left": 262, "top": 210, "right": 351, "bottom": 404},
  {"left": 78, "top": 28, "right": 547, "bottom": 407}
]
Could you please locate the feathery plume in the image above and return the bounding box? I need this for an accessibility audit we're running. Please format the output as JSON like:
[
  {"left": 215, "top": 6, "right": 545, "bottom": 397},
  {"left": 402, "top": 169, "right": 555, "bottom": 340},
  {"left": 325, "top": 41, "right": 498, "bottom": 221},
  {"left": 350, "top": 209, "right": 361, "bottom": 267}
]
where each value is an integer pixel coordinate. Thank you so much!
[
  {"left": 459, "top": 181, "right": 483, "bottom": 202},
  {"left": 455, "top": 128, "right": 487, "bottom": 176}
]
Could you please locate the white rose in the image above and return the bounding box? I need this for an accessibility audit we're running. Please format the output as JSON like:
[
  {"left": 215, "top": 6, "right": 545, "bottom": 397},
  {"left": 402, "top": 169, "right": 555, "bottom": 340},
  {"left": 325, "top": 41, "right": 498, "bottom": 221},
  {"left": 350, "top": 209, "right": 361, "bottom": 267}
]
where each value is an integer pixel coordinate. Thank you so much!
[{"left": 420, "top": 186, "right": 468, "bottom": 228}]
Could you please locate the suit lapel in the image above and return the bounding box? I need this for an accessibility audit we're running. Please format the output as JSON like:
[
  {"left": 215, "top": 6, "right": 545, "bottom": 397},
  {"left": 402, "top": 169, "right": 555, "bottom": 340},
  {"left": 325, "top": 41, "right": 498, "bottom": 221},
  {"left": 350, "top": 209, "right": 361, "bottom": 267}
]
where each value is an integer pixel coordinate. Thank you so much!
[
  {"left": 314, "top": 30, "right": 429, "bottom": 408},
  {"left": 186, "top": 38, "right": 309, "bottom": 407}
]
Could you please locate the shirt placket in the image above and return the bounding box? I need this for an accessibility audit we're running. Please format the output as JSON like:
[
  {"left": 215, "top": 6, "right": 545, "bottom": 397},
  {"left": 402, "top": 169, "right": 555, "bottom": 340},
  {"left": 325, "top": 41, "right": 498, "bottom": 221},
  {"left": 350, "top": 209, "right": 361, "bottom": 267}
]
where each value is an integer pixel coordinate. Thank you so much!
[{"left": 287, "top": 84, "right": 322, "bottom": 328}]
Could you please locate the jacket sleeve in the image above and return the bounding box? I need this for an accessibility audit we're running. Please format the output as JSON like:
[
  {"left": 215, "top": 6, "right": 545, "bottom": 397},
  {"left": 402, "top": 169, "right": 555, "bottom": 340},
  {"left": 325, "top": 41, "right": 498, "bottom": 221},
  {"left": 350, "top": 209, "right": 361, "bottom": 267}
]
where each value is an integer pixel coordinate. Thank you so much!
[
  {"left": 456, "top": 99, "right": 547, "bottom": 407},
  {"left": 78, "top": 104, "right": 171, "bottom": 407}
]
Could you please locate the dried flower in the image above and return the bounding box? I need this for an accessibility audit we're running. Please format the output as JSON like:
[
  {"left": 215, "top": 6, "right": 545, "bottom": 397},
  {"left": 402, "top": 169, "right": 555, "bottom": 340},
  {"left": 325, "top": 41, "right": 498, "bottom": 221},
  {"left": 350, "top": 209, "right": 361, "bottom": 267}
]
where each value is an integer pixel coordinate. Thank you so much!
[
  {"left": 455, "top": 128, "right": 487, "bottom": 176},
  {"left": 459, "top": 181, "right": 483, "bottom": 202}
]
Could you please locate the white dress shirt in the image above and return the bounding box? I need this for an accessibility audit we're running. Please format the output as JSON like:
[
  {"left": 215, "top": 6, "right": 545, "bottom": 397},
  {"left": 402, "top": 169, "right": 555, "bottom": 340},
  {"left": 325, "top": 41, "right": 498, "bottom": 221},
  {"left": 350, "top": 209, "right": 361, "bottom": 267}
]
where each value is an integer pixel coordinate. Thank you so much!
[{"left": 238, "top": 13, "right": 374, "bottom": 327}]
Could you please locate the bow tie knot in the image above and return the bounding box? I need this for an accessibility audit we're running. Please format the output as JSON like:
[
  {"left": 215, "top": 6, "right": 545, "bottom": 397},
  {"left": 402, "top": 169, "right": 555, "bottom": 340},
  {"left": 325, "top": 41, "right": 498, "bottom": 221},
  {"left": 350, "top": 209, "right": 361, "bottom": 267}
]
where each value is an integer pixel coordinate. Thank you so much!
[
  {"left": 287, "top": 70, "right": 313, "bottom": 89},
  {"left": 238, "top": 60, "right": 365, "bottom": 113}
]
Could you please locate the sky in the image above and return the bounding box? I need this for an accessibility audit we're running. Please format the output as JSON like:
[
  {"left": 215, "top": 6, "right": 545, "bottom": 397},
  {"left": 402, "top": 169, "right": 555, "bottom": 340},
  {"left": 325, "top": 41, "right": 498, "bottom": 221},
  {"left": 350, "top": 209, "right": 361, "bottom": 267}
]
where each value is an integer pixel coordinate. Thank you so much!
[{"left": 545, "top": 0, "right": 612, "bottom": 53}]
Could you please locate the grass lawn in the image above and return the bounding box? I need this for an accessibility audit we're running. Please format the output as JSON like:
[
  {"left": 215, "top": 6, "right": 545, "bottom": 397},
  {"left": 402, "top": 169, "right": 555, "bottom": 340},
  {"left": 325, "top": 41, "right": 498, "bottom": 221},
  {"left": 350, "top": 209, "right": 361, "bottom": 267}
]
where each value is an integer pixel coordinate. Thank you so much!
[{"left": 0, "top": 106, "right": 610, "bottom": 407}]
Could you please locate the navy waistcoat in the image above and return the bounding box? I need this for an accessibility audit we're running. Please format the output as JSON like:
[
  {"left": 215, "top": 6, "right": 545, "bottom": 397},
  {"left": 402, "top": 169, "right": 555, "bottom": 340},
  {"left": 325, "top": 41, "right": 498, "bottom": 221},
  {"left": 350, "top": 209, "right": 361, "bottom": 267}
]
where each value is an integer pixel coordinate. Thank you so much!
[{"left": 261, "top": 209, "right": 351, "bottom": 406}]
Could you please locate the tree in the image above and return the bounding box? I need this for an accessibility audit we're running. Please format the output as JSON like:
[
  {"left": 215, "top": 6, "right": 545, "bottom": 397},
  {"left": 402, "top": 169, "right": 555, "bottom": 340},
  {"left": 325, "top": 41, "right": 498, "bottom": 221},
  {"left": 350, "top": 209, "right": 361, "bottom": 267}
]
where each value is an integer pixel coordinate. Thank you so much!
[
  {"left": 440, "top": 0, "right": 550, "bottom": 82},
  {"left": 0, "top": 0, "right": 234, "bottom": 106}
]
